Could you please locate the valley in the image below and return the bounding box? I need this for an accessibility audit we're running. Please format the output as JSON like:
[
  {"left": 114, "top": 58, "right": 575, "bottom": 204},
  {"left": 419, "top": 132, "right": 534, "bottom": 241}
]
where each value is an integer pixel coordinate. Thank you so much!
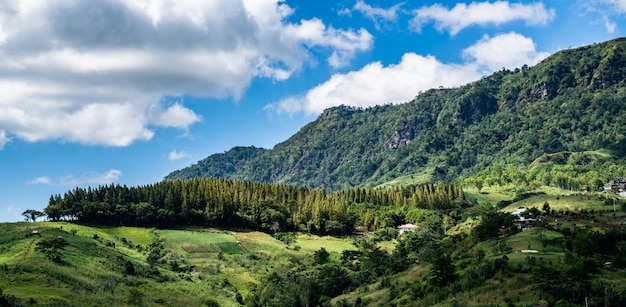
[{"left": 2, "top": 183, "right": 626, "bottom": 306}]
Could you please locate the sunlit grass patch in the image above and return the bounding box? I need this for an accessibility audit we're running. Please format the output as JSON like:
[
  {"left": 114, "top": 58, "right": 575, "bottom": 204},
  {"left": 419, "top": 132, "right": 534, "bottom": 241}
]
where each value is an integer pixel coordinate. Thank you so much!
[
  {"left": 98, "top": 226, "right": 151, "bottom": 246},
  {"left": 163, "top": 229, "right": 234, "bottom": 244},
  {"left": 464, "top": 187, "right": 513, "bottom": 206},
  {"left": 296, "top": 234, "right": 356, "bottom": 253},
  {"left": 502, "top": 192, "right": 613, "bottom": 212},
  {"left": 232, "top": 231, "right": 285, "bottom": 253},
  {"left": 162, "top": 229, "right": 247, "bottom": 255},
  {"left": 377, "top": 170, "right": 433, "bottom": 188}
]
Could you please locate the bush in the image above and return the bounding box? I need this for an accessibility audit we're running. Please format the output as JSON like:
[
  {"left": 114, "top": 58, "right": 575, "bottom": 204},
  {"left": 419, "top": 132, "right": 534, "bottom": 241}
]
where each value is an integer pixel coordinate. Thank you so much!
[
  {"left": 36, "top": 237, "right": 68, "bottom": 263},
  {"left": 313, "top": 247, "right": 330, "bottom": 265},
  {"left": 124, "top": 260, "right": 135, "bottom": 276}
]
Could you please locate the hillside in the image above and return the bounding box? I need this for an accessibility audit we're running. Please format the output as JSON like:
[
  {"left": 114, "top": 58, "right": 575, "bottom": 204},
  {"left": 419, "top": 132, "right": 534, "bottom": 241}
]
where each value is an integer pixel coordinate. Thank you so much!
[
  {"left": 6, "top": 188, "right": 626, "bottom": 306},
  {"left": 0, "top": 222, "right": 361, "bottom": 306},
  {"left": 166, "top": 38, "right": 626, "bottom": 189}
]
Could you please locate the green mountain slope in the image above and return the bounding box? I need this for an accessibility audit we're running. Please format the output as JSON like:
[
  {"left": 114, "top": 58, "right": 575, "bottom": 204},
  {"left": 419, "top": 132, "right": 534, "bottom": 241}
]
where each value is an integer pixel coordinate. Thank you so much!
[{"left": 166, "top": 38, "right": 626, "bottom": 189}]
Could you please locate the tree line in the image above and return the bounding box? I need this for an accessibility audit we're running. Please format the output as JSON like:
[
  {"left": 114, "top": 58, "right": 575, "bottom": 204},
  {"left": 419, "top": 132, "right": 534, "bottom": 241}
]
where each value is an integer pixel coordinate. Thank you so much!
[{"left": 44, "top": 178, "right": 465, "bottom": 234}]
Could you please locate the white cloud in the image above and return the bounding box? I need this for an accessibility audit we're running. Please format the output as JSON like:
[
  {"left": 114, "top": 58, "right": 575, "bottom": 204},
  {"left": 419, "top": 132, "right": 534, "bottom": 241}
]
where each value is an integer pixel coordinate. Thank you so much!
[
  {"left": 267, "top": 54, "right": 481, "bottom": 115},
  {"left": 59, "top": 169, "right": 122, "bottom": 186},
  {"left": 168, "top": 150, "right": 190, "bottom": 161},
  {"left": 593, "top": 0, "right": 626, "bottom": 13},
  {"left": 283, "top": 18, "right": 373, "bottom": 68},
  {"left": 27, "top": 176, "right": 53, "bottom": 185},
  {"left": 410, "top": 1, "right": 556, "bottom": 35},
  {"left": 462, "top": 33, "right": 550, "bottom": 72},
  {"left": 0, "top": 130, "right": 9, "bottom": 149},
  {"left": 584, "top": 0, "right": 626, "bottom": 33},
  {"left": 267, "top": 33, "right": 548, "bottom": 115},
  {"left": 604, "top": 18, "right": 617, "bottom": 33},
  {"left": 348, "top": 0, "right": 405, "bottom": 31},
  {"left": 26, "top": 170, "right": 122, "bottom": 186},
  {"left": 0, "top": 0, "right": 372, "bottom": 147},
  {"left": 153, "top": 103, "right": 202, "bottom": 130}
]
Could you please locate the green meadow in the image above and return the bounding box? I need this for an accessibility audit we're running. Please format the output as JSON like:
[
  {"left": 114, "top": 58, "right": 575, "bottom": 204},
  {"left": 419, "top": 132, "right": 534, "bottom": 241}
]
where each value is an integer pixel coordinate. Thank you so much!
[{"left": 0, "top": 222, "right": 372, "bottom": 306}]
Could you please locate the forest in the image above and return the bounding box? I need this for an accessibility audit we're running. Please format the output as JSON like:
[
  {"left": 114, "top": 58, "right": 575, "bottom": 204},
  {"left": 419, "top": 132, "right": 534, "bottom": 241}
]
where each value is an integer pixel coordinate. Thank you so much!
[
  {"left": 166, "top": 38, "right": 626, "bottom": 190},
  {"left": 6, "top": 177, "right": 626, "bottom": 306},
  {"left": 45, "top": 178, "right": 465, "bottom": 236}
]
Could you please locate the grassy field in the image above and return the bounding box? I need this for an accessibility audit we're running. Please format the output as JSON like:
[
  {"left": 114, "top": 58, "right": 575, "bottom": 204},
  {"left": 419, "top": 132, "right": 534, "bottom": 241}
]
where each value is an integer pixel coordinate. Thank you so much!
[
  {"left": 500, "top": 228, "right": 566, "bottom": 263},
  {"left": 377, "top": 169, "right": 433, "bottom": 188},
  {"left": 464, "top": 187, "right": 514, "bottom": 206},
  {"left": 0, "top": 223, "right": 269, "bottom": 306},
  {"left": 296, "top": 233, "right": 357, "bottom": 253},
  {"left": 162, "top": 228, "right": 247, "bottom": 255},
  {"left": 0, "top": 222, "right": 404, "bottom": 306},
  {"left": 513, "top": 188, "right": 616, "bottom": 211},
  {"left": 465, "top": 184, "right": 621, "bottom": 214}
]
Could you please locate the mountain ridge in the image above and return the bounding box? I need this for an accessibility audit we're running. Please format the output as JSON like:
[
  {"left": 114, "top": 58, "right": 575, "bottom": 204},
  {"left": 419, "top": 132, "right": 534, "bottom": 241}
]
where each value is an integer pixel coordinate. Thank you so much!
[{"left": 166, "top": 37, "right": 626, "bottom": 189}]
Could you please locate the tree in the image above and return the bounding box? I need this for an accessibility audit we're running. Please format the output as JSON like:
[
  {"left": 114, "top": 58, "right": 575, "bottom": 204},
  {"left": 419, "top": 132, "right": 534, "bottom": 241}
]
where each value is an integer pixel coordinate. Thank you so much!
[
  {"left": 431, "top": 253, "right": 455, "bottom": 286},
  {"left": 44, "top": 205, "right": 61, "bottom": 221},
  {"left": 22, "top": 209, "right": 45, "bottom": 222},
  {"left": 314, "top": 263, "right": 354, "bottom": 298},
  {"left": 0, "top": 288, "right": 22, "bottom": 307},
  {"left": 474, "top": 210, "right": 515, "bottom": 241},
  {"left": 124, "top": 260, "right": 136, "bottom": 276},
  {"left": 36, "top": 237, "right": 68, "bottom": 263},
  {"left": 314, "top": 247, "right": 330, "bottom": 265},
  {"left": 474, "top": 178, "right": 484, "bottom": 192},
  {"left": 542, "top": 202, "right": 551, "bottom": 216}
]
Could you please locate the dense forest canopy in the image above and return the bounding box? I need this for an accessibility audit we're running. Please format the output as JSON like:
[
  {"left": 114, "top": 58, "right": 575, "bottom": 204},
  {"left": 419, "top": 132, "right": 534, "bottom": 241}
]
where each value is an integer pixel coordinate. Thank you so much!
[
  {"left": 166, "top": 38, "right": 626, "bottom": 190},
  {"left": 45, "top": 178, "right": 465, "bottom": 234}
]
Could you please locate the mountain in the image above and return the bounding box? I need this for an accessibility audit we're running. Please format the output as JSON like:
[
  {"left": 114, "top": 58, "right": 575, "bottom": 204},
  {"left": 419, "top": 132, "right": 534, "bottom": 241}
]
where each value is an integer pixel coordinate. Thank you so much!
[{"left": 166, "top": 38, "right": 626, "bottom": 189}]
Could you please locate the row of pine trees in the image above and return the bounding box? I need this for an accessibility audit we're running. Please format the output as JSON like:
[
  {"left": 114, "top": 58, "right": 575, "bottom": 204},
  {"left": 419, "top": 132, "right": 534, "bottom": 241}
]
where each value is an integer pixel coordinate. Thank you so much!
[{"left": 45, "top": 178, "right": 465, "bottom": 234}]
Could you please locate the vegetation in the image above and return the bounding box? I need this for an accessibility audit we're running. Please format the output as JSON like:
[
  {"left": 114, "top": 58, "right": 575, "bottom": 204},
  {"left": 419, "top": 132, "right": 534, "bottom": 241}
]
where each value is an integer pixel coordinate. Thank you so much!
[
  {"left": 21, "top": 209, "right": 45, "bottom": 223},
  {"left": 5, "top": 38, "right": 626, "bottom": 306},
  {"left": 45, "top": 179, "right": 465, "bottom": 235},
  {"left": 167, "top": 38, "right": 626, "bottom": 190},
  {"left": 4, "top": 190, "right": 626, "bottom": 306}
]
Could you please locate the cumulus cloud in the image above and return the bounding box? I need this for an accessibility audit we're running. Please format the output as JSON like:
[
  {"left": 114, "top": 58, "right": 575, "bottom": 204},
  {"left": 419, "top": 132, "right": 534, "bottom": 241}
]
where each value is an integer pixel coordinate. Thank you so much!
[
  {"left": 267, "top": 54, "right": 480, "bottom": 114},
  {"left": 410, "top": 1, "right": 556, "bottom": 35},
  {"left": 153, "top": 103, "right": 202, "bottom": 130},
  {"left": 283, "top": 18, "right": 373, "bottom": 68},
  {"left": 266, "top": 33, "right": 548, "bottom": 115},
  {"left": 59, "top": 169, "right": 122, "bottom": 186},
  {"left": 342, "top": 0, "right": 405, "bottom": 31},
  {"left": 462, "top": 33, "right": 550, "bottom": 72},
  {"left": 0, "top": 0, "right": 372, "bottom": 147},
  {"left": 26, "top": 176, "right": 53, "bottom": 185},
  {"left": 168, "top": 150, "right": 190, "bottom": 161}
]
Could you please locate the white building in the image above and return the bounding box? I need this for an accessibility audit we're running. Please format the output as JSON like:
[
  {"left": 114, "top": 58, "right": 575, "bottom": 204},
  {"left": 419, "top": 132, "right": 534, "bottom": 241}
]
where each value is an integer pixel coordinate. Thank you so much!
[{"left": 398, "top": 224, "right": 418, "bottom": 236}]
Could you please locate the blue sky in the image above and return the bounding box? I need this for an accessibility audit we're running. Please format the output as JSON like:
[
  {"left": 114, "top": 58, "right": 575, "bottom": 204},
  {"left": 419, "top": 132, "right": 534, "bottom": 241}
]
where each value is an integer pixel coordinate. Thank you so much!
[{"left": 0, "top": 0, "right": 625, "bottom": 222}]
